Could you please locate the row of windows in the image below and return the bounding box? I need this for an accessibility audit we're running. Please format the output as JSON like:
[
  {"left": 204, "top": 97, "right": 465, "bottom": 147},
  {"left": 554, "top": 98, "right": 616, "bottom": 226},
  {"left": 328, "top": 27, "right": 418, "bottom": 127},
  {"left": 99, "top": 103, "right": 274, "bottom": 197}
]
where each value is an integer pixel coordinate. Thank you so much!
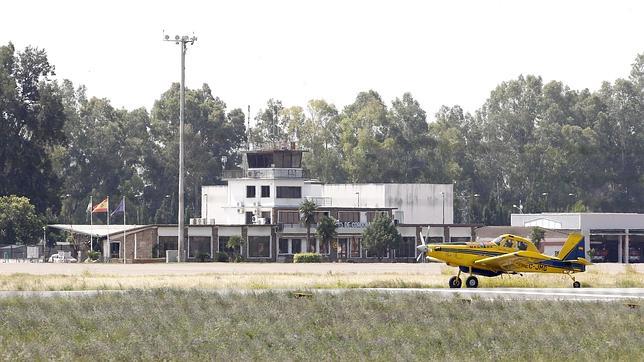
[
  {"left": 277, "top": 211, "right": 389, "bottom": 224},
  {"left": 157, "top": 235, "right": 471, "bottom": 259},
  {"left": 246, "top": 186, "right": 302, "bottom": 199}
]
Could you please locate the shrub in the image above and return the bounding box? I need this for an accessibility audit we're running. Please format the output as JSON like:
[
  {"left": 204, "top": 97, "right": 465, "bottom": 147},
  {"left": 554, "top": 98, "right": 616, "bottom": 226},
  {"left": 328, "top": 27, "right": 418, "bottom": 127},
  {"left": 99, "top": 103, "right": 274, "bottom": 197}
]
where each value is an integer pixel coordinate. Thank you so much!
[
  {"left": 87, "top": 251, "right": 100, "bottom": 261},
  {"left": 214, "top": 252, "right": 229, "bottom": 262},
  {"left": 293, "top": 252, "right": 322, "bottom": 263},
  {"left": 233, "top": 254, "right": 245, "bottom": 263}
]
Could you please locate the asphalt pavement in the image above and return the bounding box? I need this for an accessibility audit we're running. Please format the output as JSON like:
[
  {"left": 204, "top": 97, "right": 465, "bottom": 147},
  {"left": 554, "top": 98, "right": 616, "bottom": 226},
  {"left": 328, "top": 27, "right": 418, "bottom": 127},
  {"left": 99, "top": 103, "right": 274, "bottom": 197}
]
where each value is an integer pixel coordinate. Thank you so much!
[{"left": 1, "top": 288, "right": 642, "bottom": 301}]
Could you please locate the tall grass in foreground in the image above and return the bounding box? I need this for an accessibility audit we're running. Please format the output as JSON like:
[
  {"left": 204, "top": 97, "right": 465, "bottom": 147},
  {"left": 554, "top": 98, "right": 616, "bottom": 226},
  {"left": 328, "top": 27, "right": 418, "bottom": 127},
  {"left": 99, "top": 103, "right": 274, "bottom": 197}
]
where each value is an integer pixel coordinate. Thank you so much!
[{"left": 0, "top": 290, "right": 642, "bottom": 361}]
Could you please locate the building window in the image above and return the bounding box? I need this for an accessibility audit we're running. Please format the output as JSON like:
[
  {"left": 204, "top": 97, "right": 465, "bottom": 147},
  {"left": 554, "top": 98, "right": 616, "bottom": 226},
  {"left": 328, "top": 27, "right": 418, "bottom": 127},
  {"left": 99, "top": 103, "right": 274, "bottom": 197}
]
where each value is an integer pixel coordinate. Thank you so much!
[
  {"left": 338, "top": 237, "right": 348, "bottom": 258},
  {"left": 158, "top": 236, "right": 177, "bottom": 258},
  {"left": 450, "top": 237, "right": 471, "bottom": 243},
  {"left": 248, "top": 236, "right": 270, "bottom": 258},
  {"left": 291, "top": 239, "right": 302, "bottom": 254},
  {"left": 261, "top": 185, "right": 270, "bottom": 198},
  {"left": 276, "top": 186, "right": 301, "bottom": 198},
  {"left": 278, "top": 211, "right": 300, "bottom": 224},
  {"left": 279, "top": 238, "right": 289, "bottom": 254},
  {"left": 395, "top": 237, "right": 416, "bottom": 258},
  {"left": 246, "top": 186, "right": 256, "bottom": 198},
  {"left": 278, "top": 238, "right": 303, "bottom": 255},
  {"left": 189, "top": 236, "right": 211, "bottom": 258},
  {"left": 261, "top": 211, "right": 271, "bottom": 224},
  {"left": 338, "top": 211, "right": 360, "bottom": 223},
  {"left": 314, "top": 211, "right": 330, "bottom": 223},
  {"left": 350, "top": 237, "right": 361, "bottom": 258},
  {"left": 366, "top": 211, "right": 388, "bottom": 222}
]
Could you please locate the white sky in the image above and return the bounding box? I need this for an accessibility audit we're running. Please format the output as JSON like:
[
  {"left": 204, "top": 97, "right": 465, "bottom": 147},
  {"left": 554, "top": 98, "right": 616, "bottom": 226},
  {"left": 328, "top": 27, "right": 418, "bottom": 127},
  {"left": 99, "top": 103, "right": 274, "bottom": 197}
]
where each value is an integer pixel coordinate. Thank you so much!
[{"left": 1, "top": 0, "right": 643, "bottom": 122}]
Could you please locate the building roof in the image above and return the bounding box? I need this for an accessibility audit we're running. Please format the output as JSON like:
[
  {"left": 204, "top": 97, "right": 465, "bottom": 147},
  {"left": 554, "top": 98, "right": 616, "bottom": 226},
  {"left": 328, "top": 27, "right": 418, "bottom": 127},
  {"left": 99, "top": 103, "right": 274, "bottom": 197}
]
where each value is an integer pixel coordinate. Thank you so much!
[{"left": 48, "top": 224, "right": 151, "bottom": 238}]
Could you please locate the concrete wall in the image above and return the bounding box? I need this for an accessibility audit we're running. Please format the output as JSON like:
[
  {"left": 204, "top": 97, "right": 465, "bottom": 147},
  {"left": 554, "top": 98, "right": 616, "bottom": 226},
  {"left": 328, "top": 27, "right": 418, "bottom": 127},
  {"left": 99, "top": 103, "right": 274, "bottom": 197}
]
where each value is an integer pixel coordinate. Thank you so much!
[{"left": 321, "top": 184, "right": 453, "bottom": 224}]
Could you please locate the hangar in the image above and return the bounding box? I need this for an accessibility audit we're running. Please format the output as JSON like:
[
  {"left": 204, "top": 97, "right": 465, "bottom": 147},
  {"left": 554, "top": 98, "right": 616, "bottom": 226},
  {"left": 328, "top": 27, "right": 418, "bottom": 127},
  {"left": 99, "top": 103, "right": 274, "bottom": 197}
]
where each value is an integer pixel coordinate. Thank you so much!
[{"left": 510, "top": 213, "right": 644, "bottom": 263}]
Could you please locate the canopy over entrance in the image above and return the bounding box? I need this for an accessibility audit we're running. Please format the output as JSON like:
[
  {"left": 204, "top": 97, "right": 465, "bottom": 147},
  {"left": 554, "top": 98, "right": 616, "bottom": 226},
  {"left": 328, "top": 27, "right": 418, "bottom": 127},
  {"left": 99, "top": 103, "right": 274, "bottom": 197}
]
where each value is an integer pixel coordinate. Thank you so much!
[{"left": 48, "top": 224, "right": 148, "bottom": 238}]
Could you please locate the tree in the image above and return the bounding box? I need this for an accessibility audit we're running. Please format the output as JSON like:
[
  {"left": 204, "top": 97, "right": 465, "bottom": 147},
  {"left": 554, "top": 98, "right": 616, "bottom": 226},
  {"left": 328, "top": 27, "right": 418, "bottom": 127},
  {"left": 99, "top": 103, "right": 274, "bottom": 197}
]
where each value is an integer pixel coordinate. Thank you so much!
[
  {"left": 529, "top": 227, "right": 546, "bottom": 251},
  {"left": 362, "top": 214, "right": 401, "bottom": 260},
  {"left": 299, "top": 99, "right": 346, "bottom": 182},
  {"left": 226, "top": 235, "right": 244, "bottom": 261},
  {"left": 0, "top": 195, "right": 44, "bottom": 245},
  {"left": 339, "top": 90, "right": 394, "bottom": 182},
  {"left": 299, "top": 199, "right": 317, "bottom": 250},
  {"left": 316, "top": 215, "right": 338, "bottom": 261},
  {"left": 0, "top": 43, "right": 67, "bottom": 213},
  {"left": 249, "top": 99, "right": 286, "bottom": 148},
  {"left": 148, "top": 83, "right": 247, "bottom": 223}
]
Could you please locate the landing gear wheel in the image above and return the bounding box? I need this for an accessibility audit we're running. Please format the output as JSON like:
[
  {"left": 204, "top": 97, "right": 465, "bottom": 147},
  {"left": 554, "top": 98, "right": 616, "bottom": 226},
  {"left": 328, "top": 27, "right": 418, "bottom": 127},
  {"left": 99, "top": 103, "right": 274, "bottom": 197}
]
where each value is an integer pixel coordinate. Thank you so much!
[
  {"left": 573, "top": 281, "right": 581, "bottom": 288},
  {"left": 449, "top": 276, "right": 462, "bottom": 288},
  {"left": 466, "top": 276, "right": 479, "bottom": 288}
]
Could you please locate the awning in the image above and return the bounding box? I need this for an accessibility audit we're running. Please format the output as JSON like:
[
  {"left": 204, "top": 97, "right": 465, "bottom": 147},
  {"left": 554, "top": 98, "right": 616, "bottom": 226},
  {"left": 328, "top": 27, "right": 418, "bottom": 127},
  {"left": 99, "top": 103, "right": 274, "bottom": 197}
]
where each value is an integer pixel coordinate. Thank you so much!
[{"left": 48, "top": 224, "right": 149, "bottom": 238}]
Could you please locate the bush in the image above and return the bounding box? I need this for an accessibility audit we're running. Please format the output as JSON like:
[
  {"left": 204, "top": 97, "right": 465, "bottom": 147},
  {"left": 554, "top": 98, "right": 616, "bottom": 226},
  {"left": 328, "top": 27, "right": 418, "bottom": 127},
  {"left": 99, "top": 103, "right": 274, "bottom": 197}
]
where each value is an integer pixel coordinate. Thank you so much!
[
  {"left": 233, "top": 254, "right": 245, "bottom": 263},
  {"left": 214, "top": 252, "right": 229, "bottom": 262},
  {"left": 87, "top": 251, "right": 100, "bottom": 261},
  {"left": 293, "top": 253, "right": 322, "bottom": 263}
]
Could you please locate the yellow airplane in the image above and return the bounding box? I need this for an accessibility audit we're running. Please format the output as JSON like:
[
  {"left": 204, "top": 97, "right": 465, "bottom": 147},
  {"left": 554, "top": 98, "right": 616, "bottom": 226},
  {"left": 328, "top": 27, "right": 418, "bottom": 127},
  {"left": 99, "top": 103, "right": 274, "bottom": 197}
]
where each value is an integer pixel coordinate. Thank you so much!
[{"left": 416, "top": 233, "right": 592, "bottom": 288}]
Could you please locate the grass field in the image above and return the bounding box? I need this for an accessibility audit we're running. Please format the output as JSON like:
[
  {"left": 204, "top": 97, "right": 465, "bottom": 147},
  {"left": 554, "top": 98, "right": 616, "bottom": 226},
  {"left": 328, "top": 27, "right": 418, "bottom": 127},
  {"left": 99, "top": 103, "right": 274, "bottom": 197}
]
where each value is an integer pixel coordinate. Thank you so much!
[
  {"left": 0, "top": 290, "right": 642, "bottom": 361},
  {"left": 0, "top": 263, "right": 642, "bottom": 291}
]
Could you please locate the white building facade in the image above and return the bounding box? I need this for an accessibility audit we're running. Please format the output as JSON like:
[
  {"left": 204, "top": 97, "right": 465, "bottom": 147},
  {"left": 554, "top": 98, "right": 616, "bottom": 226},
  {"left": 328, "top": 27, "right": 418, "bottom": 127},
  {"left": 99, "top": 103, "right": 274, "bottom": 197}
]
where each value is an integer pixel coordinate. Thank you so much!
[{"left": 195, "top": 147, "right": 472, "bottom": 262}]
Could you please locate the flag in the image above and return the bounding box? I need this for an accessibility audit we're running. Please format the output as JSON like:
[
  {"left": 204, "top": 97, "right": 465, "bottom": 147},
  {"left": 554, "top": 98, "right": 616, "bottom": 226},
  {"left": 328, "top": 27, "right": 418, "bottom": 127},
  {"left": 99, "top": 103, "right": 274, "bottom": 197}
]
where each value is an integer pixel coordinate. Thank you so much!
[
  {"left": 110, "top": 198, "right": 125, "bottom": 217},
  {"left": 86, "top": 201, "right": 92, "bottom": 213},
  {"left": 92, "top": 198, "right": 109, "bottom": 213}
]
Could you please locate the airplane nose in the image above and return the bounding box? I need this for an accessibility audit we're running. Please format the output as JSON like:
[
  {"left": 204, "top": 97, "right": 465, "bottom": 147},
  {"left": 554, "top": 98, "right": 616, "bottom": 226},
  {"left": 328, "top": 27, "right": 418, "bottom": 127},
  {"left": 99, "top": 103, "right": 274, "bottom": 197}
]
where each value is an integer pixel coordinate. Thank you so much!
[{"left": 416, "top": 244, "right": 429, "bottom": 253}]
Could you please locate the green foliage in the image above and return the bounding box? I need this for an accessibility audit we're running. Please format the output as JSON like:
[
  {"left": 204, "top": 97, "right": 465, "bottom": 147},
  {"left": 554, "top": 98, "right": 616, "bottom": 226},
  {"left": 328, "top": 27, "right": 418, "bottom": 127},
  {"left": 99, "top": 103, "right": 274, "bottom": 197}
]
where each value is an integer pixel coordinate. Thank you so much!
[
  {"left": 0, "top": 291, "right": 642, "bottom": 360},
  {"left": 226, "top": 235, "right": 243, "bottom": 250},
  {"left": 87, "top": 250, "right": 100, "bottom": 261},
  {"left": 2, "top": 40, "right": 644, "bottom": 227},
  {"left": 0, "top": 196, "right": 44, "bottom": 245},
  {"left": 0, "top": 44, "right": 66, "bottom": 213},
  {"left": 529, "top": 227, "right": 546, "bottom": 249},
  {"left": 316, "top": 216, "right": 338, "bottom": 245},
  {"left": 293, "top": 252, "right": 322, "bottom": 263},
  {"left": 299, "top": 199, "right": 317, "bottom": 247},
  {"left": 362, "top": 214, "right": 401, "bottom": 259}
]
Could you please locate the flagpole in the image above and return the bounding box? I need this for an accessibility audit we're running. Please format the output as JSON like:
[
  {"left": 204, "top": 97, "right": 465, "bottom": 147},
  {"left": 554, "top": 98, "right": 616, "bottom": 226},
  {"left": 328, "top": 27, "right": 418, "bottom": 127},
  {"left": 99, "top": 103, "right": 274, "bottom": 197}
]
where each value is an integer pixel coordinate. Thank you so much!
[
  {"left": 107, "top": 196, "right": 110, "bottom": 260},
  {"left": 123, "top": 197, "right": 126, "bottom": 264},
  {"left": 90, "top": 195, "right": 93, "bottom": 252}
]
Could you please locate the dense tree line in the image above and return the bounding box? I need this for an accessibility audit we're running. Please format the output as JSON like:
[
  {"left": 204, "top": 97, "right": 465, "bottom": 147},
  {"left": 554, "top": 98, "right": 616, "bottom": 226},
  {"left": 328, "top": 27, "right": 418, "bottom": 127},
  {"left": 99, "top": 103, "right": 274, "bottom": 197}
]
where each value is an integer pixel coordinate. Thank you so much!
[{"left": 1, "top": 41, "right": 642, "bottom": 243}]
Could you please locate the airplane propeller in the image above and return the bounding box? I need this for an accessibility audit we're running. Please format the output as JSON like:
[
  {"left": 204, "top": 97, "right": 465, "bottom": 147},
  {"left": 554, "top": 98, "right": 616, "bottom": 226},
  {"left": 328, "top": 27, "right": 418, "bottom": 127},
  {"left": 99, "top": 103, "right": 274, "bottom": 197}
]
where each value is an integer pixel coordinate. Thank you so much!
[{"left": 416, "top": 230, "right": 428, "bottom": 262}]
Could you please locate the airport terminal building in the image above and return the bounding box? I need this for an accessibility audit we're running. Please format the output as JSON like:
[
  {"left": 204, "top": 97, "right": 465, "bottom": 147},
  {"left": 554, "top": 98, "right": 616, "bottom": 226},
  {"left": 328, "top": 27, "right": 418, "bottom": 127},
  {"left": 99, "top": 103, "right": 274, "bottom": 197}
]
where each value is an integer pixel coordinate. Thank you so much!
[{"left": 51, "top": 147, "right": 477, "bottom": 262}]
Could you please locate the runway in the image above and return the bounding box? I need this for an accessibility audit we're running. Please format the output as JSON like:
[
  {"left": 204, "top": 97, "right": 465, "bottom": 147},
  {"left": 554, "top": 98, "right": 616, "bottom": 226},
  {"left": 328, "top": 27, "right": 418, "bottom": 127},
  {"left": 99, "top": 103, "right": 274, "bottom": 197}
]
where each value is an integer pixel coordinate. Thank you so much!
[{"left": 1, "top": 288, "right": 642, "bottom": 301}]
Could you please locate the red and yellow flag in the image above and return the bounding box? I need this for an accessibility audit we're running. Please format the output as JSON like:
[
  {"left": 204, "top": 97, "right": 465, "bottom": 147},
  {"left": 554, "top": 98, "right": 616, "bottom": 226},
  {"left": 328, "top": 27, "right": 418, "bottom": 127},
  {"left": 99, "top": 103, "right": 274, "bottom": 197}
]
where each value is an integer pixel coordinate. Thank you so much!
[{"left": 92, "top": 198, "right": 109, "bottom": 213}]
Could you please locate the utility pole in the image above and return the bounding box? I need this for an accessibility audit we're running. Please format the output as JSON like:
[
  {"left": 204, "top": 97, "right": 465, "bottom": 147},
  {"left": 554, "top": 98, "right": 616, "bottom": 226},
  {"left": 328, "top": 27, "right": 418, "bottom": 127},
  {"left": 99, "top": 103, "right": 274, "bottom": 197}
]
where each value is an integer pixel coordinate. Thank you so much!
[{"left": 164, "top": 33, "right": 197, "bottom": 262}]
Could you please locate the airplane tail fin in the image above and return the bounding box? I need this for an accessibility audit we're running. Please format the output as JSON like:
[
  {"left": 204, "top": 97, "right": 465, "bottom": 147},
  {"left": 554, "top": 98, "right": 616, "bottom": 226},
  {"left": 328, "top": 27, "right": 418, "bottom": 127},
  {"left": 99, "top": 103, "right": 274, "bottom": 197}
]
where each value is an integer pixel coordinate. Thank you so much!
[{"left": 558, "top": 233, "right": 587, "bottom": 262}]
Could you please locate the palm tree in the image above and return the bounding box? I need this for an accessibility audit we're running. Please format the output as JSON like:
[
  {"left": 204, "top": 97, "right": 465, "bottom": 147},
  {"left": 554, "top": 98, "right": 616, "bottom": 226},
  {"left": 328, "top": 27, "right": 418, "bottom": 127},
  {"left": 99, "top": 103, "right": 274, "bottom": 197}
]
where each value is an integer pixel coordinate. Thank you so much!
[
  {"left": 299, "top": 199, "right": 317, "bottom": 252},
  {"left": 317, "top": 215, "right": 338, "bottom": 261}
]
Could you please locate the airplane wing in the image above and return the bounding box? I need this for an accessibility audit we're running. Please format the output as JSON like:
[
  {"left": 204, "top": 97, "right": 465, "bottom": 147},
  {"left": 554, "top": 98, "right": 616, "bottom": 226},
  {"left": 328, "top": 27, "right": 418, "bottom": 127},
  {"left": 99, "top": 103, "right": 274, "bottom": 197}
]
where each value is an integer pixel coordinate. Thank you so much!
[{"left": 474, "top": 251, "right": 551, "bottom": 271}]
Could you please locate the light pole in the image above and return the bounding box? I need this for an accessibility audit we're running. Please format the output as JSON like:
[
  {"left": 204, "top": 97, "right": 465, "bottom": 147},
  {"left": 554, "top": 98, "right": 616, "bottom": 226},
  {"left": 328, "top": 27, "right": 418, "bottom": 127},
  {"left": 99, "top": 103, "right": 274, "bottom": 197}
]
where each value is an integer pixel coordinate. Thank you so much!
[
  {"left": 355, "top": 192, "right": 360, "bottom": 207},
  {"left": 164, "top": 33, "right": 197, "bottom": 262},
  {"left": 512, "top": 200, "right": 524, "bottom": 214},
  {"left": 541, "top": 192, "right": 548, "bottom": 212},
  {"left": 441, "top": 191, "right": 445, "bottom": 224},
  {"left": 42, "top": 226, "right": 46, "bottom": 259}
]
